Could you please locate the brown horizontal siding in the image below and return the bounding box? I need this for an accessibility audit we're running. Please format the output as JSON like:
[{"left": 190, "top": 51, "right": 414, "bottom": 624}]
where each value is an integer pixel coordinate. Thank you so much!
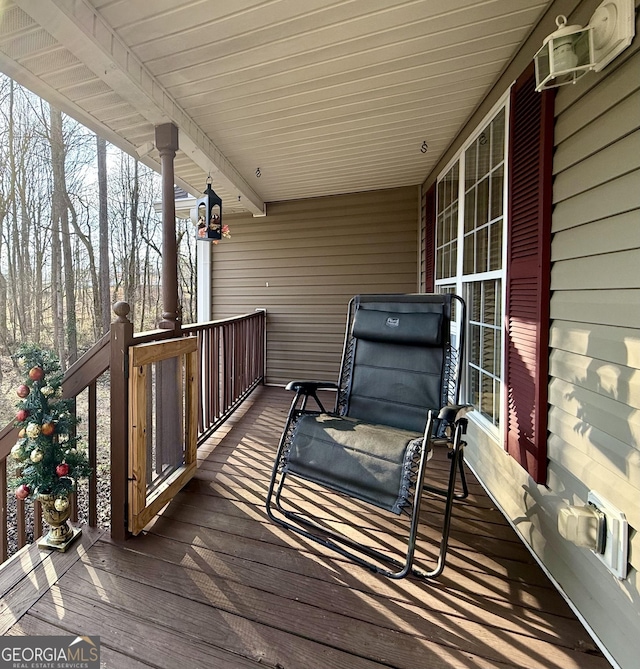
[
  {"left": 210, "top": 186, "right": 420, "bottom": 384},
  {"left": 544, "top": 37, "right": 640, "bottom": 669}
]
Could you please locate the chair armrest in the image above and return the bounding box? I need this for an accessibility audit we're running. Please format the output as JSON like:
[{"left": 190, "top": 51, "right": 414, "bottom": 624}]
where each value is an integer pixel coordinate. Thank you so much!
[
  {"left": 437, "top": 404, "right": 473, "bottom": 423},
  {"left": 285, "top": 381, "right": 339, "bottom": 414},
  {"left": 285, "top": 380, "right": 339, "bottom": 393}
]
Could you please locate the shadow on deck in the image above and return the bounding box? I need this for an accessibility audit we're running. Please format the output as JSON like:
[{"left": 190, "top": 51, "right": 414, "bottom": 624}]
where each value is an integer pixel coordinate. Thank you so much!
[{"left": 0, "top": 386, "right": 609, "bottom": 668}]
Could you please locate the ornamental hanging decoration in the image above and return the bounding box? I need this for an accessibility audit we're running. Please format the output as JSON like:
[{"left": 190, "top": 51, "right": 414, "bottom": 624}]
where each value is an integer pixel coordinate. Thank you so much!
[
  {"left": 10, "top": 343, "right": 92, "bottom": 552},
  {"left": 195, "top": 176, "right": 230, "bottom": 243}
]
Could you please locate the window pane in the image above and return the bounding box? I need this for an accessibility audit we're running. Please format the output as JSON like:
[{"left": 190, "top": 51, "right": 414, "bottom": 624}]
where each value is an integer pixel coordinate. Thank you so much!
[
  {"left": 490, "top": 165, "right": 504, "bottom": 220},
  {"left": 450, "top": 239, "right": 457, "bottom": 277},
  {"left": 481, "top": 372, "right": 494, "bottom": 420},
  {"left": 441, "top": 245, "right": 448, "bottom": 279},
  {"left": 476, "top": 226, "right": 488, "bottom": 273},
  {"left": 491, "top": 108, "right": 506, "bottom": 169},
  {"left": 469, "top": 367, "right": 479, "bottom": 407},
  {"left": 450, "top": 163, "right": 459, "bottom": 204},
  {"left": 463, "top": 233, "right": 475, "bottom": 274},
  {"left": 489, "top": 219, "right": 503, "bottom": 271},
  {"left": 477, "top": 177, "right": 489, "bottom": 227},
  {"left": 470, "top": 283, "right": 481, "bottom": 322},
  {"left": 484, "top": 280, "right": 497, "bottom": 325},
  {"left": 464, "top": 189, "right": 476, "bottom": 233},
  {"left": 469, "top": 323, "right": 480, "bottom": 366},
  {"left": 483, "top": 327, "right": 496, "bottom": 375},
  {"left": 477, "top": 131, "right": 490, "bottom": 179},
  {"left": 465, "top": 143, "right": 477, "bottom": 183}
]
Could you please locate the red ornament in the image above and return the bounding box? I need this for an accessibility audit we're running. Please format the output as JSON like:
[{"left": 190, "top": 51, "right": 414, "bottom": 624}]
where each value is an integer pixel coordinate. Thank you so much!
[
  {"left": 15, "top": 484, "right": 30, "bottom": 500},
  {"left": 28, "top": 366, "right": 45, "bottom": 381},
  {"left": 16, "top": 384, "right": 30, "bottom": 398},
  {"left": 56, "top": 463, "right": 70, "bottom": 477},
  {"left": 16, "top": 409, "right": 29, "bottom": 422}
]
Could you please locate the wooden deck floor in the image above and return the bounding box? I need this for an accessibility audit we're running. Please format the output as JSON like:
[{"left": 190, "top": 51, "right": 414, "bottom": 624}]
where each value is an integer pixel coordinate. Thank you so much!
[{"left": 1, "top": 386, "right": 610, "bottom": 669}]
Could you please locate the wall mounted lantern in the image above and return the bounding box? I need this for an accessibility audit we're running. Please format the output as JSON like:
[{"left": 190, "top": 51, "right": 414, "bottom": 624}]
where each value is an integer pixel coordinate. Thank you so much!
[
  {"left": 534, "top": 0, "right": 635, "bottom": 92},
  {"left": 195, "top": 176, "right": 222, "bottom": 242}
]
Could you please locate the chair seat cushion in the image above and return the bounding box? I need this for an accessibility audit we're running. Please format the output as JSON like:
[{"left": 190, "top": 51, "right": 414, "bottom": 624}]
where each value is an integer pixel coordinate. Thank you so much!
[{"left": 283, "top": 413, "right": 426, "bottom": 514}]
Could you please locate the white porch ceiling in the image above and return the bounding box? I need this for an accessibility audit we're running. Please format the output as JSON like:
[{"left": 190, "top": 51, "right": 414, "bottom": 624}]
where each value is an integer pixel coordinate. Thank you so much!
[{"left": 0, "top": 0, "right": 550, "bottom": 214}]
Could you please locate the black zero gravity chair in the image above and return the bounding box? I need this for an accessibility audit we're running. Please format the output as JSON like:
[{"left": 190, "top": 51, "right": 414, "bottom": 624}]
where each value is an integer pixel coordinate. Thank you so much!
[{"left": 266, "top": 293, "right": 472, "bottom": 579}]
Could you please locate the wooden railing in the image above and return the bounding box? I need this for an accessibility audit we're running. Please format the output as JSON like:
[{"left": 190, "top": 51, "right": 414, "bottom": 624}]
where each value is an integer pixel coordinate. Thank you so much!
[
  {"left": 184, "top": 309, "right": 266, "bottom": 444},
  {"left": 0, "top": 307, "right": 267, "bottom": 562},
  {"left": 0, "top": 333, "right": 110, "bottom": 563}
]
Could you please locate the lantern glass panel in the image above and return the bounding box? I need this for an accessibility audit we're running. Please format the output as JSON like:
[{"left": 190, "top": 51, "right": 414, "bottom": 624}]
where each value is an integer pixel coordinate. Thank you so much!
[{"left": 535, "top": 26, "right": 593, "bottom": 91}]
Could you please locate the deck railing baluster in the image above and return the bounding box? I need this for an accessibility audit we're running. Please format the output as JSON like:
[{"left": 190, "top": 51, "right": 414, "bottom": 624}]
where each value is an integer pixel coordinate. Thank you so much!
[
  {"left": 182, "top": 310, "right": 266, "bottom": 445},
  {"left": 0, "top": 460, "right": 7, "bottom": 562},
  {"left": 16, "top": 500, "right": 26, "bottom": 549},
  {"left": 88, "top": 381, "right": 98, "bottom": 528},
  {"left": 0, "top": 309, "right": 266, "bottom": 565},
  {"left": 34, "top": 498, "right": 42, "bottom": 541}
]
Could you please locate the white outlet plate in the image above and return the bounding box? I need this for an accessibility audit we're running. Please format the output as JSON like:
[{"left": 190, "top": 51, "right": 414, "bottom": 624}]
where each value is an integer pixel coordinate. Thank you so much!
[{"left": 587, "top": 491, "right": 628, "bottom": 579}]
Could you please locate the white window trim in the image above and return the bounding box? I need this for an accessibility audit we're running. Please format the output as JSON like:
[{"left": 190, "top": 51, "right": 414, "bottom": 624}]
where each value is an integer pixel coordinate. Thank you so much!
[{"left": 434, "top": 90, "right": 511, "bottom": 442}]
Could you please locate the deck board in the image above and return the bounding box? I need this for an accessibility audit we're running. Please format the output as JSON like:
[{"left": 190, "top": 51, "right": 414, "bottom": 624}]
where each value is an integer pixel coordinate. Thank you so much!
[{"left": 1, "top": 386, "right": 609, "bottom": 668}]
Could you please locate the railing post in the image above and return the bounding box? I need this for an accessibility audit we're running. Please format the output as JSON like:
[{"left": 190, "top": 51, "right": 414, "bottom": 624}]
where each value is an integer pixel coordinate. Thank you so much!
[{"left": 110, "top": 301, "right": 133, "bottom": 542}]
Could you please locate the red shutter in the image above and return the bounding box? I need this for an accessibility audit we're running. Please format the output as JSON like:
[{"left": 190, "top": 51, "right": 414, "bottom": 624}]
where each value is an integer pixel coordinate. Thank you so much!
[
  {"left": 504, "top": 64, "right": 554, "bottom": 484},
  {"left": 422, "top": 183, "right": 436, "bottom": 293}
]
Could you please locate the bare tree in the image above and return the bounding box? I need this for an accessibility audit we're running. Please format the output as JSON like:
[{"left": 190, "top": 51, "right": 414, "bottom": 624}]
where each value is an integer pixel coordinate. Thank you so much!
[
  {"left": 97, "top": 135, "right": 110, "bottom": 332},
  {"left": 49, "top": 106, "right": 77, "bottom": 365}
]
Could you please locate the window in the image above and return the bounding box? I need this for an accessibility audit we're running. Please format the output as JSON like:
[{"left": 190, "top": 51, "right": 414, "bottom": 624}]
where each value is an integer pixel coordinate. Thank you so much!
[
  {"left": 435, "top": 103, "right": 507, "bottom": 432},
  {"left": 426, "top": 66, "right": 552, "bottom": 482}
]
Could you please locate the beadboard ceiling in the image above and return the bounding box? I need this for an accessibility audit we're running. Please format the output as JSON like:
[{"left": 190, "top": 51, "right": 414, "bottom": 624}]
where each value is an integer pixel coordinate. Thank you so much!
[{"left": 0, "top": 0, "right": 550, "bottom": 214}]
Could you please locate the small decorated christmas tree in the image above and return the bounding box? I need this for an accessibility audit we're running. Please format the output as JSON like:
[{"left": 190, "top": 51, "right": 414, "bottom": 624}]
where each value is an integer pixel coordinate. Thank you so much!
[{"left": 11, "top": 344, "right": 91, "bottom": 508}]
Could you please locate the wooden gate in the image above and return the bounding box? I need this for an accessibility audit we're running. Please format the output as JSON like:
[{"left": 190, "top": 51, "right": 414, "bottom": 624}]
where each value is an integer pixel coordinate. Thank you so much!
[{"left": 128, "top": 336, "right": 198, "bottom": 535}]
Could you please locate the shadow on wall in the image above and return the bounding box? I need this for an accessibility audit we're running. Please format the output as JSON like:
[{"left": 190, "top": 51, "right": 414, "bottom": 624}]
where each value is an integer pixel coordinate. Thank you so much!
[
  {"left": 553, "top": 324, "right": 638, "bottom": 482},
  {"left": 508, "top": 323, "right": 638, "bottom": 558}
]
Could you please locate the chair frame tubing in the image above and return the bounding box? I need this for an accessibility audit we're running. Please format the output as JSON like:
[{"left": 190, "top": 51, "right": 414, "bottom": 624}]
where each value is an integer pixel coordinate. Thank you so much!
[{"left": 266, "top": 398, "right": 469, "bottom": 580}]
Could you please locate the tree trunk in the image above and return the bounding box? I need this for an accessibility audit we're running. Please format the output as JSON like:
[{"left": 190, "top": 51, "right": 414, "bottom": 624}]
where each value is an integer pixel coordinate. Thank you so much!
[
  {"left": 49, "top": 107, "right": 72, "bottom": 366},
  {"left": 128, "top": 159, "right": 139, "bottom": 327},
  {"left": 56, "top": 113, "right": 77, "bottom": 364},
  {"left": 8, "top": 81, "right": 27, "bottom": 340},
  {"left": 97, "top": 135, "right": 110, "bottom": 333}
]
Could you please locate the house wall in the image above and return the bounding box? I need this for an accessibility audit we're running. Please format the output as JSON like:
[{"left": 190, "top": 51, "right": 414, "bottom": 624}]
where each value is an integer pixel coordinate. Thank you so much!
[
  {"left": 209, "top": 186, "right": 420, "bottom": 385},
  {"left": 464, "top": 9, "right": 640, "bottom": 669}
]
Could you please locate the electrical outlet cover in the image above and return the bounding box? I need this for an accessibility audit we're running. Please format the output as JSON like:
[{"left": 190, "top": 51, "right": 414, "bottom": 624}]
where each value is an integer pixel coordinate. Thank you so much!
[{"left": 587, "top": 491, "right": 628, "bottom": 579}]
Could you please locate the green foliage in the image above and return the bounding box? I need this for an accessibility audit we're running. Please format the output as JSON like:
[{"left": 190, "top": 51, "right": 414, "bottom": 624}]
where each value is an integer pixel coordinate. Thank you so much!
[{"left": 10, "top": 344, "right": 91, "bottom": 499}]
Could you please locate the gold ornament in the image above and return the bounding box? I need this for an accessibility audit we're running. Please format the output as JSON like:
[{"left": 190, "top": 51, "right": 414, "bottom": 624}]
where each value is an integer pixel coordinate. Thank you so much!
[
  {"left": 11, "top": 443, "right": 22, "bottom": 460},
  {"left": 54, "top": 497, "right": 70, "bottom": 512},
  {"left": 41, "top": 385, "right": 55, "bottom": 397},
  {"left": 26, "top": 423, "right": 41, "bottom": 439},
  {"left": 30, "top": 448, "right": 44, "bottom": 463}
]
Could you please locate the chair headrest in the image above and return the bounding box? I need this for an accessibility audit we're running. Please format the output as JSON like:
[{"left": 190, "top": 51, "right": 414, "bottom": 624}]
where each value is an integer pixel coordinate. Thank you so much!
[{"left": 352, "top": 308, "right": 443, "bottom": 346}]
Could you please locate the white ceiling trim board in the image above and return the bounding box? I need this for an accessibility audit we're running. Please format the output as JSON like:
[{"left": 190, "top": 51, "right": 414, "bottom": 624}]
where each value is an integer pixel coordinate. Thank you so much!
[{"left": 12, "top": 0, "right": 265, "bottom": 214}]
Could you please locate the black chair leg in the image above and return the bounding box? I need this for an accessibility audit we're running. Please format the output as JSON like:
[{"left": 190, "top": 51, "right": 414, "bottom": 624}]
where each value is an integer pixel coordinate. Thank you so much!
[{"left": 265, "top": 413, "right": 468, "bottom": 580}]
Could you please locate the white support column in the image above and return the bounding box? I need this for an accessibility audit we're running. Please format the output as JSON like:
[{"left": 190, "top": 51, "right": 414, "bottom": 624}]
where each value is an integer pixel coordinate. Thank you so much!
[{"left": 197, "top": 241, "right": 212, "bottom": 323}]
